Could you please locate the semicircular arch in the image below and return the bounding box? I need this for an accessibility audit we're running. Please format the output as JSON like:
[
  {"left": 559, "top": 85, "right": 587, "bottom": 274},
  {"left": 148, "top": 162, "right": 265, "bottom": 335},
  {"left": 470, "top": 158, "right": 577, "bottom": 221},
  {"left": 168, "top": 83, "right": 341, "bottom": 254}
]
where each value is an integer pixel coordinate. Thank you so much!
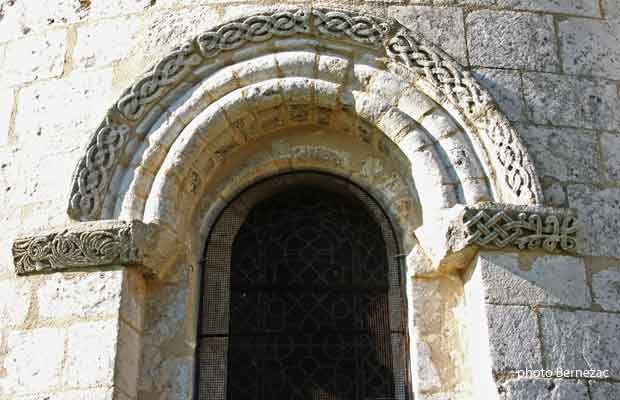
[{"left": 67, "top": 7, "right": 542, "bottom": 224}]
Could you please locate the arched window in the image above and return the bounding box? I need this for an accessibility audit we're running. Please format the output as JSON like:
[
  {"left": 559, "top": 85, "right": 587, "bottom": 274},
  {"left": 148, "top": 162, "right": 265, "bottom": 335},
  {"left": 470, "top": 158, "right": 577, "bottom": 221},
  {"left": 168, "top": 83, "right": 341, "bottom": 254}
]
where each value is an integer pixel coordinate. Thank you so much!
[{"left": 196, "top": 173, "right": 409, "bottom": 400}]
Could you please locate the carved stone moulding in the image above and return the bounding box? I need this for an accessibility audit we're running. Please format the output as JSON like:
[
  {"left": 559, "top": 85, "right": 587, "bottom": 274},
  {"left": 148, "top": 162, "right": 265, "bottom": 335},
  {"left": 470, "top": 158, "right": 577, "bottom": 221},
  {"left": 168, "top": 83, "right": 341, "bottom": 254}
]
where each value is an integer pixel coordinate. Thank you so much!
[
  {"left": 460, "top": 202, "right": 579, "bottom": 253},
  {"left": 11, "top": 220, "right": 158, "bottom": 277},
  {"left": 11, "top": 202, "right": 580, "bottom": 279},
  {"left": 66, "top": 6, "right": 543, "bottom": 222}
]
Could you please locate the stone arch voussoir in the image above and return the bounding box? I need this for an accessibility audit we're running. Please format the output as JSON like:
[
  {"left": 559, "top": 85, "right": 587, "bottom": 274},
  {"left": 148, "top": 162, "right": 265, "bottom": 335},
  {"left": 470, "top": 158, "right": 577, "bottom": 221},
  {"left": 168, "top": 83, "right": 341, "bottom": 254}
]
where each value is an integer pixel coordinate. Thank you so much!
[{"left": 67, "top": 6, "right": 543, "bottom": 223}]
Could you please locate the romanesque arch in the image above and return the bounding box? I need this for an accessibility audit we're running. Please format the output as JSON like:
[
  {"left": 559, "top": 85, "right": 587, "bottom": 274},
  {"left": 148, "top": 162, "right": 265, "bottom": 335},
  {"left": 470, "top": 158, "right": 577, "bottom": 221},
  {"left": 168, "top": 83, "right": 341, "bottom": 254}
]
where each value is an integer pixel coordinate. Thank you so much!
[{"left": 11, "top": 7, "right": 581, "bottom": 400}]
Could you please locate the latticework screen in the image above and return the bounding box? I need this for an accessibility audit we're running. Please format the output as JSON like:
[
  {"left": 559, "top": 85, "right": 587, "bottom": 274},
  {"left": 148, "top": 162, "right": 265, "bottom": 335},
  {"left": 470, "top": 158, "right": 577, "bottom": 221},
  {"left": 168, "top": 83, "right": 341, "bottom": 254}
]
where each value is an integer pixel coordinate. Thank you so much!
[{"left": 197, "top": 173, "right": 409, "bottom": 400}]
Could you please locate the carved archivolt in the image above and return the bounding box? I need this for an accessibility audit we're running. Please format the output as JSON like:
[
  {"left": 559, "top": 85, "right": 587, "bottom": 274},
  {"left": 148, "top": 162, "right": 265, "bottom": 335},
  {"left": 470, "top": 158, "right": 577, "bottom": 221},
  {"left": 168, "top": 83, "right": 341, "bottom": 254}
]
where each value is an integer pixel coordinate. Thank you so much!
[{"left": 67, "top": 7, "right": 543, "bottom": 221}]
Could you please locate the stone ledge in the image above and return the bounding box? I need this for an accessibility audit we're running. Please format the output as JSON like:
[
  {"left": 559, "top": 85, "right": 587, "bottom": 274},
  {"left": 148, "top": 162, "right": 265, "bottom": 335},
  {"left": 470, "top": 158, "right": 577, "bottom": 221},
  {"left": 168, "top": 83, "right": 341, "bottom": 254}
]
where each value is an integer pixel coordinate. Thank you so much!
[
  {"left": 11, "top": 220, "right": 169, "bottom": 278},
  {"left": 412, "top": 202, "right": 580, "bottom": 277}
]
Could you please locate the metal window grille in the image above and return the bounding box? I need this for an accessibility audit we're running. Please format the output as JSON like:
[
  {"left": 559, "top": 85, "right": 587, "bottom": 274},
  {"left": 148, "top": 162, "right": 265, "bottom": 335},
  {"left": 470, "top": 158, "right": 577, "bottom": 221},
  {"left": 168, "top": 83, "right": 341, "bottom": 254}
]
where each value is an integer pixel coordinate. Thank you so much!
[{"left": 197, "top": 173, "right": 410, "bottom": 400}]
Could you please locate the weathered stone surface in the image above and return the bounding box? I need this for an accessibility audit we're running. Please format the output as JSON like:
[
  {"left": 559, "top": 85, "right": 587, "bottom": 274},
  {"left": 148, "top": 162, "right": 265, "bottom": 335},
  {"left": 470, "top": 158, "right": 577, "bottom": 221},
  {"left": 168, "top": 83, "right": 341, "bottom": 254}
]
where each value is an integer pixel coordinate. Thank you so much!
[
  {"left": 590, "top": 381, "right": 620, "bottom": 400},
  {"left": 74, "top": 16, "right": 142, "bottom": 69},
  {"left": 87, "top": 0, "right": 152, "bottom": 19},
  {"left": 0, "top": 88, "right": 14, "bottom": 146},
  {"left": 603, "top": 0, "right": 620, "bottom": 18},
  {"left": 473, "top": 68, "right": 524, "bottom": 121},
  {"left": 466, "top": 11, "right": 558, "bottom": 71},
  {"left": 0, "top": 0, "right": 84, "bottom": 42},
  {"left": 542, "top": 182, "right": 567, "bottom": 208},
  {"left": 0, "top": 327, "right": 65, "bottom": 395},
  {"left": 568, "top": 185, "right": 620, "bottom": 258},
  {"left": 540, "top": 309, "right": 620, "bottom": 379},
  {"left": 0, "top": 29, "right": 67, "bottom": 87},
  {"left": 486, "top": 305, "right": 542, "bottom": 372},
  {"left": 37, "top": 270, "right": 123, "bottom": 320},
  {"left": 591, "top": 264, "right": 620, "bottom": 312},
  {"left": 479, "top": 253, "right": 591, "bottom": 307},
  {"left": 62, "top": 319, "right": 118, "bottom": 387},
  {"left": 0, "top": 278, "right": 31, "bottom": 327},
  {"left": 560, "top": 19, "right": 620, "bottom": 80},
  {"left": 389, "top": 6, "right": 467, "bottom": 65},
  {"left": 17, "top": 388, "right": 114, "bottom": 400},
  {"left": 518, "top": 125, "right": 600, "bottom": 182},
  {"left": 492, "top": 0, "right": 599, "bottom": 16},
  {"left": 499, "top": 378, "right": 589, "bottom": 400},
  {"left": 14, "top": 68, "right": 114, "bottom": 141},
  {"left": 601, "top": 133, "right": 620, "bottom": 182},
  {"left": 523, "top": 73, "right": 620, "bottom": 130}
]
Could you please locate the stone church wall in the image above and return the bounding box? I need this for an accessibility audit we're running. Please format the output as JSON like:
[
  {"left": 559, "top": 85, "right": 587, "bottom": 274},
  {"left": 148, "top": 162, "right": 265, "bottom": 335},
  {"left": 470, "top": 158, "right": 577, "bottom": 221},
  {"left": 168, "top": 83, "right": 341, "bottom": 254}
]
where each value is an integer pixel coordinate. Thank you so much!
[{"left": 0, "top": 1, "right": 619, "bottom": 399}]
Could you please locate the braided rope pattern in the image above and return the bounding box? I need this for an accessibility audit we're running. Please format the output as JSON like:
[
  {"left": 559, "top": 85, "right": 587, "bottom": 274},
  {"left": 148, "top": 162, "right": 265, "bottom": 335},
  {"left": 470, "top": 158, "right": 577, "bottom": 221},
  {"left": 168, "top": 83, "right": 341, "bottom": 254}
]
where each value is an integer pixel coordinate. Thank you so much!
[
  {"left": 464, "top": 209, "right": 578, "bottom": 252},
  {"left": 197, "top": 10, "right": 310, "bottom": 58},
  {"left": 386, "top": 31, "right": 538, "bottom": 203},
  {"left": 312, "top": 9, "right": 389, "bottom": 45}
]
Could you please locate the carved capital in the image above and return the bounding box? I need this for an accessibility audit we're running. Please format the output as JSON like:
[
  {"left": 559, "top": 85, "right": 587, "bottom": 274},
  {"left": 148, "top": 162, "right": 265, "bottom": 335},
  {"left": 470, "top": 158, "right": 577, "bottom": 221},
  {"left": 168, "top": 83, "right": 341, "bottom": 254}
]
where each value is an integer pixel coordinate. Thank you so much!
[{"left": 11, "top": 220, "right": 178, "bottom": 278}]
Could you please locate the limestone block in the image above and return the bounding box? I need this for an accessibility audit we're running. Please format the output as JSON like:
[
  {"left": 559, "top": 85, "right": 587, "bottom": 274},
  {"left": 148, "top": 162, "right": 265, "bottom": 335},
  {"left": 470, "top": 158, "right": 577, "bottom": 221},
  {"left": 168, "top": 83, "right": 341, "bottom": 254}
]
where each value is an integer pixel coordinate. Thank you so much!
[
  {"left": 518, "top": 125, "right": 600, "bottom": 183},
  {"left": 87, "top": 0, "right": 152, "bottom": 19},
  {"left": 0, "top": 29, "right": 66, "bottom": 87},
  {"left": 540, "top": 309, "right": 620, "bottom": 379},
  {"left": 15, "top": 68, "right": 114, "bottom": 142},
  {"left": 601, "top": 133, "right": 620, "bottom": 182},
  {"left": 1, "top": 327, "right": 65, "bottom": 395},
  {"left": 36, "top": 270, "right": 124, "bottom": 320},
  {"left": 591, "top": 264, "right": 620, "bottom": 312},
  {"left": 389, "top": 6, "right": 467, "bottom": 65},
  {"left": 499, "top": 378, "right": 589, "bottom": 400},
  {"left": 560, "top": 18, "right": 620, "bottom": 79},
  {"left": 62, "top": 319, "right": 118, "bottom": 387},
  {"left": 115, "top": 320, "right": 142, "bottom": 398},
  {"left": 543, "top": 182, "right": 567, "bottom": 208},
  {"left": 17, "top": 388, "right": 114, "bottom": 400},
  {"left": 0, "top": 88, "right": 14, "bottom": 146},
  {"left": 604, "top": 0, "right": 620, "bottom": 18},
  {"left": 523, "top": 73, "right": 620, "bottom": 131},
  {"left": 568, "top": 185, "right": 620, "bottom": 258},
  {"left": 0, "top": 0, "right": 83, "bottom": 42},
  {"left": 493, "top": 0, "right": 599, "bottom": 16},
  {"left": 0, "top": 278, "right": 31, "bottom": 327},
  {"left": 486, "top": 305, "right": 542, "bottom": 372},
  {"left": 472, "top": 68, "right": 524, "bottom": 122},
  {"left": 74, "top": 16, "right": 143, "bottom": 69},
  {"left": 466, "top": 11, "right": 558, "bottom": 72},
  {"left": 479, "top": 253, "right": 591, "bottom": 308},
  {"left": 590, "top": 381, "right": 620, "bottom": 400}
]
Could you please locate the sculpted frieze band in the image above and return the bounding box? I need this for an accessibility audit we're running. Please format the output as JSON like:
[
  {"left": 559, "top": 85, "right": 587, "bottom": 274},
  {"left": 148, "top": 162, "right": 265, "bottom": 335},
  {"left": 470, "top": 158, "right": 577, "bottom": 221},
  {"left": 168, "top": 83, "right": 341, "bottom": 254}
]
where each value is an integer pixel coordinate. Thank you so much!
[
  {"left": 12, "top": 220, "right": 147, "bottom": 276},
  {"left": 462, "top": 204, "right": 579, "bottom": 253}
]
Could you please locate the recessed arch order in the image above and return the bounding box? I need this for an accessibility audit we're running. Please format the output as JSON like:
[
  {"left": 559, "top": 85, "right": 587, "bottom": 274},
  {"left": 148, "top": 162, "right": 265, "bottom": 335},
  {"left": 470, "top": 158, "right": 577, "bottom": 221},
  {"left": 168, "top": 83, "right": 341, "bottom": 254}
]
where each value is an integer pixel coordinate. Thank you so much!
[{"left": 67, "top": 6, "right": 543, "bottom": 235}]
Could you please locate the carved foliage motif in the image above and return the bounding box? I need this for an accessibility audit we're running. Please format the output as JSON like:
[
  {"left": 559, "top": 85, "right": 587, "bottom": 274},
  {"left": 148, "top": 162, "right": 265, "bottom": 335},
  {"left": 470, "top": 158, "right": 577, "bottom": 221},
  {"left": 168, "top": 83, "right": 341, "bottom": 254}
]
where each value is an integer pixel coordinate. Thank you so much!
[
  {"left": 68, "top": 6, "right": 541, "bottom": 221},
  {"left": 12, "top": 225, "right": 135, "bottom": 275},
  {"left": 464, "top": 209, "right": 579, "bottom": 252}
]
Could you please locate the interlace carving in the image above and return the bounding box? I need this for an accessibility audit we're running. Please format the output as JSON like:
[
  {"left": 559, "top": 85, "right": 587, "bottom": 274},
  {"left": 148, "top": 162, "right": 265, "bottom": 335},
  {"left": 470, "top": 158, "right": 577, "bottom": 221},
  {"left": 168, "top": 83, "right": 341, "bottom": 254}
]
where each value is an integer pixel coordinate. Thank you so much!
[
  {"left": 70, "top": 121, "right": 130, "bottom": 218},
  {"left": 312, "top": 9, "right": 389, "bottom": 45},
  {"left": 464, "top": 209, "right": 579, "bottom": 252},
  {"left": 12, "top": 224, "right": 135, "bottom": 274},
  {"left": 386, "top": 31, "right": 486, "bottom": 116},
  {"left": 67, "top": 6, "right": 543, "bottom": 221},
  {"left": 117, "top": 45, "right": 203, "bottom": 120},
  {"left": 197, "top": 10, "right": 310, "bottom": 58},
  {"left": 386, "top": 30, "right": 538, "bottom": 203}
]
